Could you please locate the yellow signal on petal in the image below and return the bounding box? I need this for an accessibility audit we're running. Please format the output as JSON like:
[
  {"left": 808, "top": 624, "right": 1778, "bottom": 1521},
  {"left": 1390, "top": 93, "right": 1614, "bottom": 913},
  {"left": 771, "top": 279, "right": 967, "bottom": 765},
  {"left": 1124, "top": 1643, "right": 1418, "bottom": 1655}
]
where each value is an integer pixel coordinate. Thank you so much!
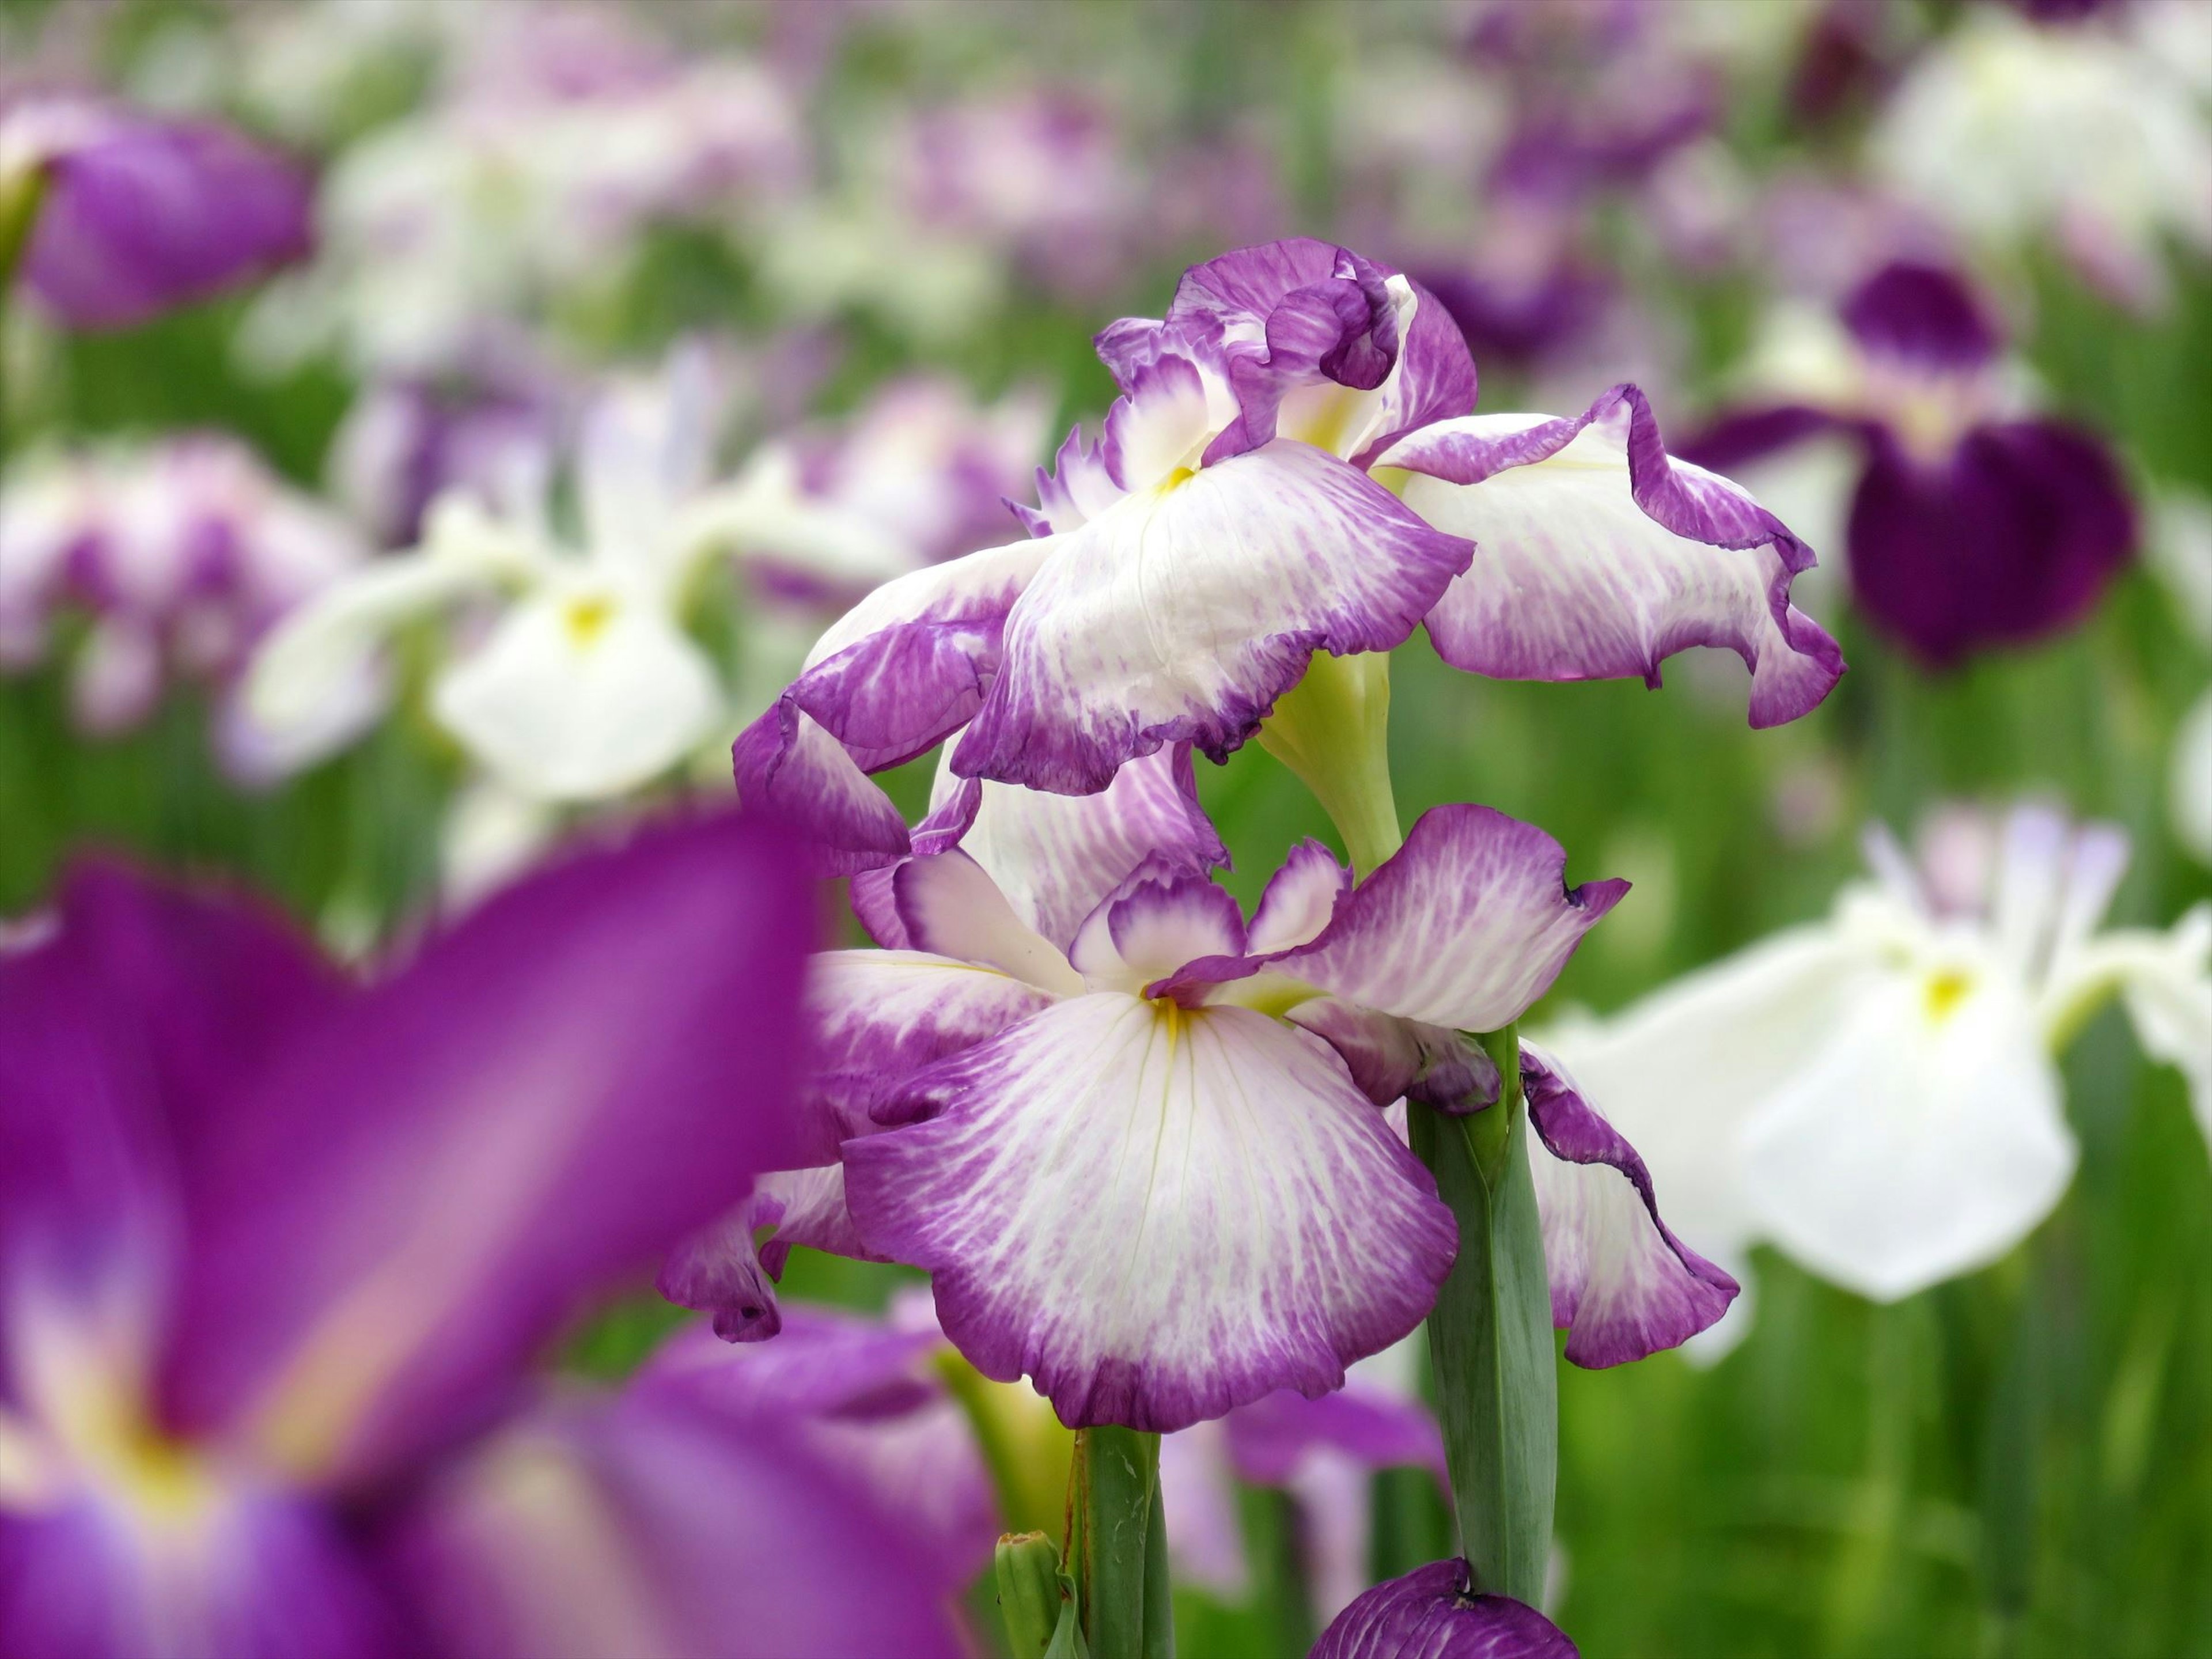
[
  {"left": 562, "top": 594, "right": 617, "bottom": 649},
  {"left": 1923, "top": 967, "right": 1974, "bottom": 1024}
]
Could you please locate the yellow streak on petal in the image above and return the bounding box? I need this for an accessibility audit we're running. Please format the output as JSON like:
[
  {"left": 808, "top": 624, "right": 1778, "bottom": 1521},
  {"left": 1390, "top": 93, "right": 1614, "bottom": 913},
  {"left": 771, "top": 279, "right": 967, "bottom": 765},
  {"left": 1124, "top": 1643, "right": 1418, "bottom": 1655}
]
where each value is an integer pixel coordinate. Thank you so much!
[
  {"left": 1925, "top": 967, "right": 1975, "bottom": 1024},
  {"left": 562, "top": 594, "right": 616, "bottom": 649}
]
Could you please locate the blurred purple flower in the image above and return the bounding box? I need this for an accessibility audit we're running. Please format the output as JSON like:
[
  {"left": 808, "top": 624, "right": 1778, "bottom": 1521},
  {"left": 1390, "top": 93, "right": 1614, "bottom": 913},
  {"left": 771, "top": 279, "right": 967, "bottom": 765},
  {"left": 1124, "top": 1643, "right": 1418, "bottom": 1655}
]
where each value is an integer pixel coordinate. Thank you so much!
[
  {"left": 0, "top": 434, "right": 369, "bottom": 773},
  {"left": 0, "top": 813, "right": 963, "bottom": 1656},
  {"left": 0, "top": 93, "right": 312, "bottom": 329},
  {"left": 1687, "top": 261, "right": 2136, "bottom": 668}
]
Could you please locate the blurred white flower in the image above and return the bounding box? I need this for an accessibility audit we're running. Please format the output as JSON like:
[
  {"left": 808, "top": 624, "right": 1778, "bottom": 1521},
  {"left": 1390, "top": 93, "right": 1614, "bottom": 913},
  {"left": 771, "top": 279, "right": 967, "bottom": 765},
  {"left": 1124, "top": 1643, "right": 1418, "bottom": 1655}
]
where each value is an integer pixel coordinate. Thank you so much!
[{"left": 1541, "top": 803, "right": 2212, "bottom": 1349}]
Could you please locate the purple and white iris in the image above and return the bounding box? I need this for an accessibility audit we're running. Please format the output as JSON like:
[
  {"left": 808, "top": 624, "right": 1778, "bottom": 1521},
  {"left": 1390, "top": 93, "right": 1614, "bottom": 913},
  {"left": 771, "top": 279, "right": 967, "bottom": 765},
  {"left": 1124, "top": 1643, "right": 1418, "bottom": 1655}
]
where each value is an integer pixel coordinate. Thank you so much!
[
  {"left": 0, "top": 93, "right": 312, "bottom": 329},
  {"left": 744, "top": 762, "right": 1734, "bottom": 1432},
  {"left": 1687, "top": 260, "right": 2136, "bottom": 668},
  {"left": 0, "top": 812, "right": 965, "bottom": 1657},
  {"left": 737, "top": 237, "right": 1842, "bottom": 870}
]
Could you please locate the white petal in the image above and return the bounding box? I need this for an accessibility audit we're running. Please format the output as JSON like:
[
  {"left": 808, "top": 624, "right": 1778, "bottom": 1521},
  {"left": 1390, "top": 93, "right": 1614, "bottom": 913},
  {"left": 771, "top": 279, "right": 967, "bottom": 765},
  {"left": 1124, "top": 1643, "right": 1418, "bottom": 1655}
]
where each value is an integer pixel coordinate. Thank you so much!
[
  {"left": 889, "top": 852, "right": 1086, "bottom": 998},
  {"left": 432, "top": 586, "right": 724, "bottom": 801}
]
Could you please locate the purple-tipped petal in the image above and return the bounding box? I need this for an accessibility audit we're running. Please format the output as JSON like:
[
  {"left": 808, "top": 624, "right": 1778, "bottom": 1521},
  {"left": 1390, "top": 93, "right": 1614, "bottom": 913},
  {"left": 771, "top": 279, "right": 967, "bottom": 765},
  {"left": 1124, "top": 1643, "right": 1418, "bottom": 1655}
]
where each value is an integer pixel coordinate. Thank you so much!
[
  {"left": 1521, "top": 1044, "right": 1738, "bottom": 1366},
  {"left": 1171, "top": 805, "right": 1627, "bottom": 1034},
  {"left": 846, "top": 997, "right": 1456, "bottom": 1431},
  {"left": 1068, "top": 860, "right": 1250, "bottom": 990},
  {"left": 732, "top": 703, "right": 912, "bottom": 877},
  {"left": 160, "top": 810, "right": 816, "bottom": 1488},
  {"left": 891, "top": 851, "right": 1088, "bottom": 995},
  {"left": 953, "top": 441, "right": 1472, "bottom": 794},
  {"left": 1287, "top": 999, "right": 1501, "bottom": 1113},
  {"left": 1247, "top": 839, "right": 1353, "bottom": 953},
  {"left": 802, "top": 947, "right": 1061, "bottom": 1161},
  {"left": 1846, "top": 419, "right": 2135, "bottom": 668},
  {"left": 385, "top": 1384, "right": 965, "bottom": 1659},
  {"left": 20, "top": 104, "right": 314, "bottom": 331},
  {"left": 1382, "top": 384, "right": 1846, "bottom": 728},
  {"left": 657, "top": 1186, "right": 786, "bottom": 1343},
  {"left": 1312, "top": 1559, "right": 1577, "bottom": 1658}
]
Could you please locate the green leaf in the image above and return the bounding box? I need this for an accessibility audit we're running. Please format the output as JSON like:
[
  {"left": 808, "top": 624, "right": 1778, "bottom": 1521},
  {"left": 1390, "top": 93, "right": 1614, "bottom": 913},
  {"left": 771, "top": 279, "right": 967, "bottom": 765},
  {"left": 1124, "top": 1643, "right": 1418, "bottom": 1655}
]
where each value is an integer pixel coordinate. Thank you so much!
[
  {"left": 1076, "top": 1425, "right": 1167, "bottom": 1659},
  {"left": 1411, "top": 1025, "right": 1557, "bottom": 1605}
]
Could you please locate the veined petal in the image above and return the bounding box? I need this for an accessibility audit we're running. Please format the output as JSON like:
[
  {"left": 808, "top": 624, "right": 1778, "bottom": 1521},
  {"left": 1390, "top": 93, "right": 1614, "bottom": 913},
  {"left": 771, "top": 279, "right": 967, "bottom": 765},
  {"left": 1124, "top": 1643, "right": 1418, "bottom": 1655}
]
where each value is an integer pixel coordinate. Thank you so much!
[
  {"left": 802, "top": 948, "right": 1062, "bottom": 1161},
  {"left": 1180, "top": 805, "right": 1626, "bottom": 1033},
  {"left": 1382, "top": 385, "right": 1845, "bottom": 729},
  {"left": 1067, "top": 862, "right": 1248, "bottom": 994},
  {"left": 1247, "top": 839, "right": 1351, "bottom": 953},
  {"left": 1738, "top": 957, "right": 2075, "bottom": 1302},
  {"left": 844, "top": 996, "right": 1456, "bottom": 1431},
  {"left": 1287, "top": 999, "right": 1499, "bottom": 1112},
  {"left": 161, "top": 812, "right": 816, "bottom": 1488},
  {"left": 432, "top": 585, "right": 724, "bottom": 802},
  {"left": 732, "top": 704, "right": 911, "bottom": 878},
  {"left": 1520, "top": 1045, "right": 1738, "bottom": 1366},
  {"left": 1311, "top": 1559, "right": 1577, "bottom": 1659},
  {"left": 953, "top": 441, "right": 1472, "bottom": 793},
  {"left": 891, "top": 853, "right": 1086, "bottom": 996}
]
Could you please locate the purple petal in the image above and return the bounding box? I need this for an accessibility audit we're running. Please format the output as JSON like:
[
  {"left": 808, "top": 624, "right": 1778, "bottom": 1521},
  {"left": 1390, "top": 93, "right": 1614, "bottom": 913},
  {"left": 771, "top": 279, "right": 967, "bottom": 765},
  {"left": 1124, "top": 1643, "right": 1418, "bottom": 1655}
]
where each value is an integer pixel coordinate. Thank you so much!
[
  {"left": 1311, "top": 1559, "right": 1577, "bottom": 1659},
  {"left": 891, "top": 851, "right": 1087, "bottom": 994},
  {"left": 732, "top": 703, "right": 912, "bottom": 877},
  {"left": 656, "top": 1186, "right": 785, "bottom": 1343},
  {"left": 24, "top": 105, "right": 313, "bottom": 331},
  {"left": 952, "top": 440, "right": 1472, "bottom": 794},
  {"left": 846, "top": 996, "right": 1456, "bottom": 1431},
  {"left": 1382, "top": 384, "right": 1846, "bottom": 728},
  {"left": 802, "top": 946, "right": 1063, "bottom": 1160},
  {"left": 1840, "top": 261, "right": 2003, "bottom": 374},
  {"left": 1521, "top": 1044, "right": 1739, "bottom": 1367},
  {"left": 160, "top": 810, "right": 817, "bottom": 1488},
  {"left": 1168, "top": 805, "right": 1627, "bottom": 1035},
  {"left": 1067, "top": 859, "right": 1249, "bottom": 990},
  {"left": 1287, "top": 999, "right": 1501, "bottom": 1113},
  {"left": 1225, "top": 1385, "right": 1446, "bottom": 1486},
  {"left": 385, "top": 1383, "right": 965, "bottom": 1659},
  {"left": 1846, "top": 418, "right": 2135, "bottom": 668}
]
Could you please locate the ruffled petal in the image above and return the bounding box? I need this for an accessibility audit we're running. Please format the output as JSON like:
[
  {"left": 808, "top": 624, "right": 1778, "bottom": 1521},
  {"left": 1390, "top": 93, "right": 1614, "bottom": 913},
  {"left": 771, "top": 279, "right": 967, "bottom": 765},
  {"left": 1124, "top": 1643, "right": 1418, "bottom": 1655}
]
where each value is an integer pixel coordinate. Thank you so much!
[
  {"left": 1247, "top": 839, "right": 1353, "bottom": 953},
  {"left": 1310, "top": 1559, "right": 1578, "bottom": 1659},
  {"left": 802, "top": 947, "right": 1062, "bottom": 1161},
  {"left": 844, "top": 995, "right": 1456, "bottom": 1431},
  {"left": 1382, "top": 384, "right": 1845, "bottom": 729},
  {"left": 1520, "top": 1045, "right": 1738, "bottom": 1367},
  {"left": 1068, "top": 862, "right": 1249, "bottom": 993},
  {"left": 732, "top": 705, "right": 911, "bottom": 879},
  {"left": 1177, "top": 805, "right": 1626, "bottom": 1034},
  {"left": 1288, "top": 999, "right": 1499, "bottom": 1113},
  {"left": 953, "top": 441, "right": 1472, "bottom": 793},
  {"left": 891, "top": 851, "right": 1089, "bottom": 997}
]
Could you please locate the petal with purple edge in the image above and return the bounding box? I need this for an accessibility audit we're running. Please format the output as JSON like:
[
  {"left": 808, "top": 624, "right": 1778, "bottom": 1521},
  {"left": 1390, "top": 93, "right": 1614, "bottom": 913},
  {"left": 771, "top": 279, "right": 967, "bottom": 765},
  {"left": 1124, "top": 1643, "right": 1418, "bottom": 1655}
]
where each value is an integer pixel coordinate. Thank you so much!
[
  {"left": 1185, "top": 805, "right": 1626, "bottom": 1035},
  {"left": 1287, "top": 999, "right": 1499, "bottom": 1113},
  {"left": 802, "top": 947, "right": 1062, "bottom": 1161},
  {"left": 1247, "top": 839, "right": 1351, "bottom": 953},
  {"left": 656, "top": 1187, "right": 785, "bottom": 1343},
  {"left": 1519, "top": 1044, "right": 1738, "bottom": 1367},
  {"left": 384, "top": 1385, "right": 964, "bottom": 1659},
  {"left": 732, "top": 703, "right": 911, "bottom": 878},
  {"left": 845, "top": 995, "right": 1457, "bottom": 1432},
  {"left": 1068, "top": 861, "right": 1249, "bottom": 991},
  {"left": 1310, "top": 1559, "right": 1577, "bottom": 1659},
  {"left": 1381, "top": 385, "right": 1845, "bottom": 729},
  {"left": 161, "top": 811, "right": 816, "bottom": 1488},
  {"left": 892, "top": 852, "right": 1086, "bottom": 995},
  {"left": 953, "top": 441, "right": 1472, "bottom": 794}
]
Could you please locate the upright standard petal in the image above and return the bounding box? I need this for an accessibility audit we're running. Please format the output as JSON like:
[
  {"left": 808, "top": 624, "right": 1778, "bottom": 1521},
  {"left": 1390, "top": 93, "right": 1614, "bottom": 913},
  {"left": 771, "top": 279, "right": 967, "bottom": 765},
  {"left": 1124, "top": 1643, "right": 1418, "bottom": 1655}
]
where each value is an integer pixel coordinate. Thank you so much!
[
  {"left": 1520, "top": 1046, "right": 1738, "bottom": 1366},
  {"left": 1310, "top": 1559, "right": 1578, "bottom": 1659},
  {"left": 1180, "top": 805, "right": 1626, "bottom": 1034},
  {"left": 846, "top": 996, "right": 1457, "bottom": 1431},
  {"left": 953, "top": 441, "right": 1472, "bottom": 793},
  {"left": 1381, "top": 385, "right": 1844, "bottom": 729},
  {"left": 160, "top": 811, "right": 816, "bottom": 1487}
]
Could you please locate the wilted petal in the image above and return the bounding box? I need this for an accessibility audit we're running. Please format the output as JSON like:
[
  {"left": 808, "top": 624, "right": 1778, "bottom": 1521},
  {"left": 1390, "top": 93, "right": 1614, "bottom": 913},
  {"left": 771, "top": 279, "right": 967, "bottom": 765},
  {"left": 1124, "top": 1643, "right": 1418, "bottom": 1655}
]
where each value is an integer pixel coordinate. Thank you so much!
[
  {"left": 1311, "top": 1558, "right": 1577, "bottom": 1658},
  {"left": 1382, "top": 384, "right": 1844, "bottom": 729},
  {"left": 432, "top": 585, "right": 724, "bottom": 801},
  {"left": 385, "top": 1384, "right": 964, "bottom": 1659},
  {"left": 160, "top": 812, "right": 816, "bottom": 1487},
  {"left": 952, "top": 441, "right": 1471, "bottom": 793},
  {"left": 1520, "top": 1046, "right": 1738, "bottom": 1366},
  {"left": 802, "top": 946, "right": 1062, "bottom": 1160},
  {"left": 846, "top": 997, "right": 1456, "bottom": 1431},
  {"left": 1181, "top": 805, "right": 1626, "bottom": 1034}
]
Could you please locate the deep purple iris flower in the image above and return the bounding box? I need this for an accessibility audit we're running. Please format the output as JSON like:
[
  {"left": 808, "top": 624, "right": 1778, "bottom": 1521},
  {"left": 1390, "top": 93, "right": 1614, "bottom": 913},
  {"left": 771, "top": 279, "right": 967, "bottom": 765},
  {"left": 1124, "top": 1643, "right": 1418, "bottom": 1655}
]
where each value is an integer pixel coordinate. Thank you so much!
[
  {"left": 1311, "top": 1558, "right": 1577, "bottom": 1657},
  {"left": 0, "top": 813, "right": 965, "bottom": 1657},
  {"left": 1, "top": 94, "right": 312, "bottom": 329},
  {"left": 1686, "top": 261, "right": 2136, "bottom": 669}
]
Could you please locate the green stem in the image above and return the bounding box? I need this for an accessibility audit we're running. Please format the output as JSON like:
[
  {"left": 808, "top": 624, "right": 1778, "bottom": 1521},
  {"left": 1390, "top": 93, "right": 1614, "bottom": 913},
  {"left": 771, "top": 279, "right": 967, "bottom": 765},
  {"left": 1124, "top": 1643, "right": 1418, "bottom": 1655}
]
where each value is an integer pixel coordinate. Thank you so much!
[
  {"left": 1075, "top": 1425, "right": 1167, "bottom": 1659},
  {"left": 0, "top": 162, "right": 48, "bottom": 475},
  {"left": 1410, "top": 1025, "right": 1556, "bottom": 1604}
]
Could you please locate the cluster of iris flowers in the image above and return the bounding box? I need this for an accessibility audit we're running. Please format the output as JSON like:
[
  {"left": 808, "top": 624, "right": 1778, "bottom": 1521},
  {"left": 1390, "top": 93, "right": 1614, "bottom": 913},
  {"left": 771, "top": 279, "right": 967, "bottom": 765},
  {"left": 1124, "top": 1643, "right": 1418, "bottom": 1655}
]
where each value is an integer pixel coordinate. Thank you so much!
[{"left": 1, "top": 3, "right": 2207, "bottom": 1656}]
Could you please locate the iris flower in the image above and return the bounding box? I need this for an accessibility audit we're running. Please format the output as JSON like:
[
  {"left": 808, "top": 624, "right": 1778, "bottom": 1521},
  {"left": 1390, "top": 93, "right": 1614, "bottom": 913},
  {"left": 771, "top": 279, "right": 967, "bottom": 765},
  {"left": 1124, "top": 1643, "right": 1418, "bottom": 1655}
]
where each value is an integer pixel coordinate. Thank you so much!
[
  {"left": 0, "top": 812, "right": 968, "bottom": 1655},
  {"left": 1312, "top": 1558, "right": 1575, "bottom": 1658},
  {"left": 1687, "top": 260, "right": 2136, "bottom": 668},
  {"left": 1541, "top": 803, "right": 2211, "bottom": 1336},
  {"left": 737, "top": 236, "right": 1842, "bottom": 870},
  {"left": 0, "top": 93, "right": 310, "bottom": 330},
  {"left": 756, "top": 760, "right": 1734, "bottom": 1431}
]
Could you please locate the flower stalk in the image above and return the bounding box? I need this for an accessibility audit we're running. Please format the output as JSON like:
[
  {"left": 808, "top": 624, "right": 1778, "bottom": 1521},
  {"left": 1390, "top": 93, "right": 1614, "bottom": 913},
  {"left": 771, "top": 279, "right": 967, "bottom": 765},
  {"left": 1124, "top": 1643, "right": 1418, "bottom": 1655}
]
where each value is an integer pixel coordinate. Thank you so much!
[
  {"left": 1257, "top": 649, "right": 1401, "bottom": 877},
  {"left": 1072, "top": 1425, "right": 1171, "bottom": 1659}
]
